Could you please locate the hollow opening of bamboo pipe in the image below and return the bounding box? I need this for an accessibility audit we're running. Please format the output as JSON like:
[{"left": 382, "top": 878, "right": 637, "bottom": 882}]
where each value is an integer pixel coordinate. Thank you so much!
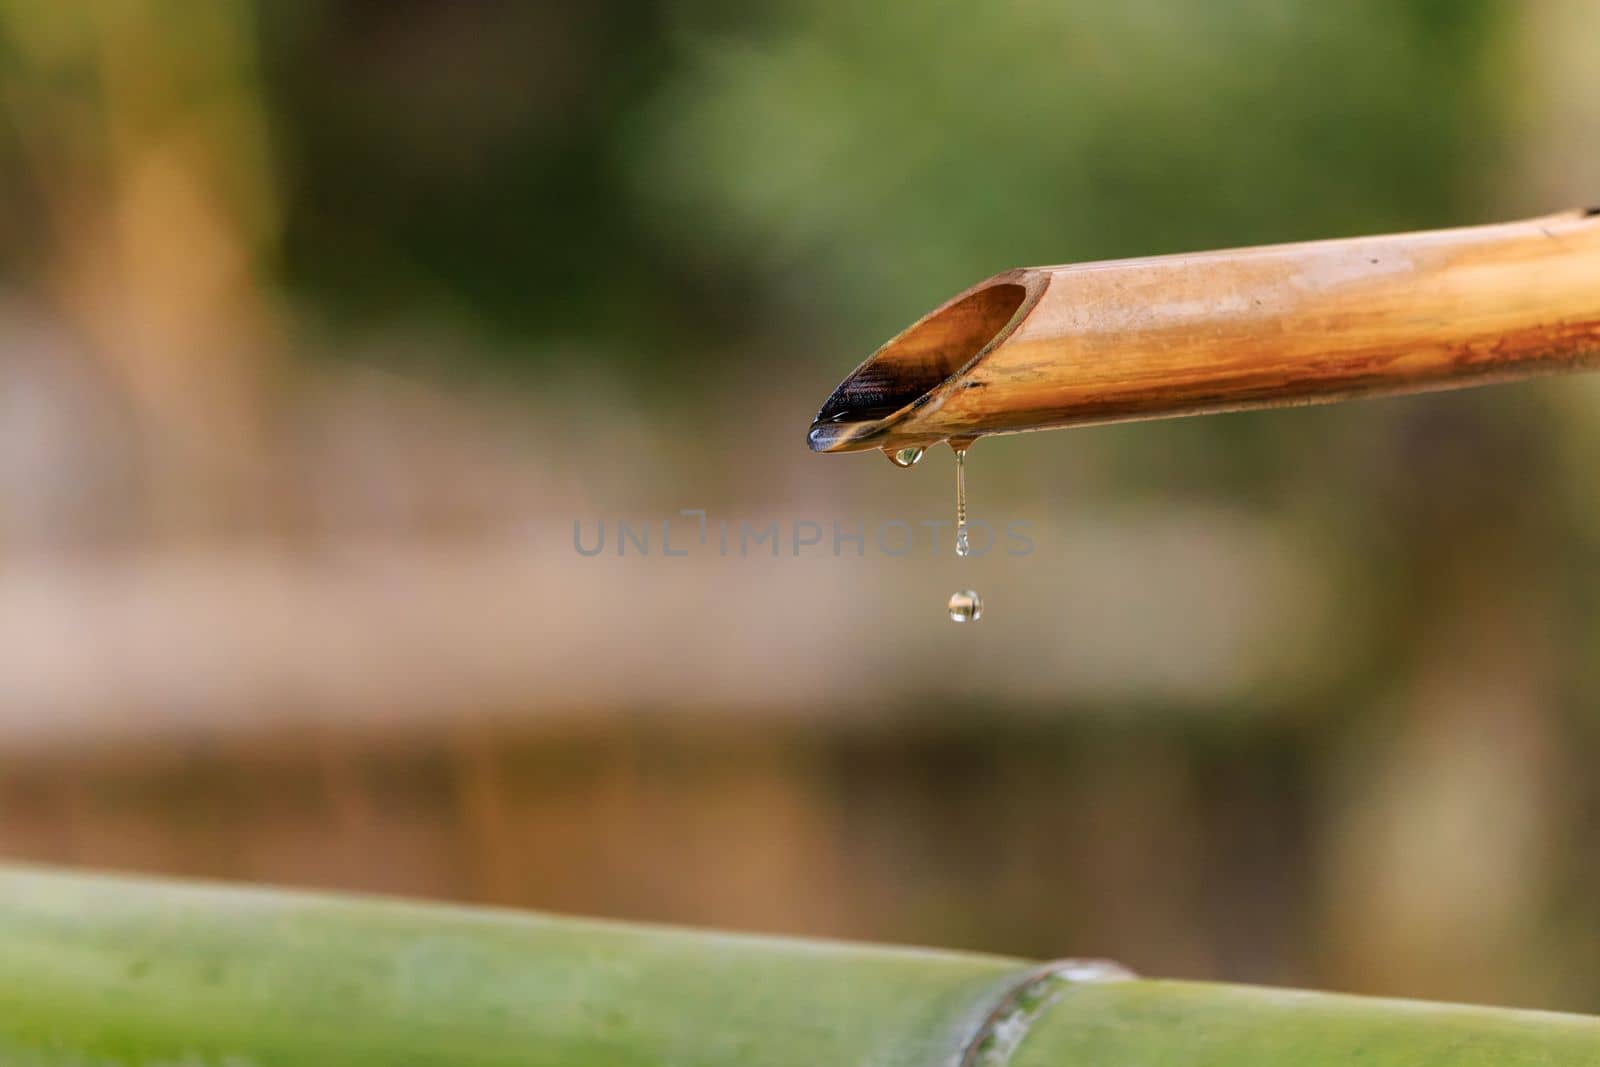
[{"left": 807, "top": 280, "right": 1029, "bottom": 452}]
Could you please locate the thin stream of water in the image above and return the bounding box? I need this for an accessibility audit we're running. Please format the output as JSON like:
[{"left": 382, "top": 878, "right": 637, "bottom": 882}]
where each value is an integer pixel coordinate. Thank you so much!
[
  {"left": 954, "top": 444, "right": 970, "bottom": 558},
  {"left": 949, "top": 440, "right": 981, "bottom": 621}
]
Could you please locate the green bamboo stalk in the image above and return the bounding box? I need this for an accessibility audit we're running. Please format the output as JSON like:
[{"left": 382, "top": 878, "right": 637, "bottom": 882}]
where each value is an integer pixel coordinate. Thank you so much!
[{"left": 0, "top": 866, "right": 1595, "bottom": 1066}]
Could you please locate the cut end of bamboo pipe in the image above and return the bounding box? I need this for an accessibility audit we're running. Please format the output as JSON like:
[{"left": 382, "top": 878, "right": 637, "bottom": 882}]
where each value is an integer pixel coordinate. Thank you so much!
[
  {"left": 806, "top": 272, "right": 1045, "bottom": 454},
  {"left": 808, "top": 210, "right": 1600, "bottom": 454}
]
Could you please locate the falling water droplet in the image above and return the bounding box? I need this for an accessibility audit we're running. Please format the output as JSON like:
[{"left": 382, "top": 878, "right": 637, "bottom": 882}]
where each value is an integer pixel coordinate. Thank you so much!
[
  {"left": 947, "top": 589, "right": 982, "bottom": 623},
  {"left": 952, "top": 440, "right": 971, "bottom": 557},
  {"left": 884, "top": 446, "right": 925, "bottom": 468}
]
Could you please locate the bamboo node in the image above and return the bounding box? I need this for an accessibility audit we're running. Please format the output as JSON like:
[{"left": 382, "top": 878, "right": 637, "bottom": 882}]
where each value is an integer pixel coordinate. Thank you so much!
[{"left": 960, "top": 958, "right": 1135, "bottom": 1067}]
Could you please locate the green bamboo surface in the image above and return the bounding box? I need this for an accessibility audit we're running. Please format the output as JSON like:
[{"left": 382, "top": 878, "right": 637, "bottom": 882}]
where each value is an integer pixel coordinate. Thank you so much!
[{"left": 0, "top": 866, "right": 1596, "bottom": 1066}]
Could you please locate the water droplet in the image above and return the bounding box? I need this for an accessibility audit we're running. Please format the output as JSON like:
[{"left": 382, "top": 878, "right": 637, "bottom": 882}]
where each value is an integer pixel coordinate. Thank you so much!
[
  {"left": 947, "top": 589, "right": 983, "bottom": 623},
  {"left": 884, "top": 446, "right": 924, "bottom": 468},
  {"left": 952, "top": 440, "right": 971, "bottom": 557}
]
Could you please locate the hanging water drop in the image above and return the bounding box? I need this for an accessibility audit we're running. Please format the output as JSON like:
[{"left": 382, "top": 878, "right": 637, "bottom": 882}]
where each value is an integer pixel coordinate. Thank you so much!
[
  {"left": 947, "top": 589, "right": 983, "bottom": 623},
  {"left": 884, "top": 446, "right": 924, "bottom": 468},
  {"left": 952, "top": 441, "right": 971, "bottom": 557}
]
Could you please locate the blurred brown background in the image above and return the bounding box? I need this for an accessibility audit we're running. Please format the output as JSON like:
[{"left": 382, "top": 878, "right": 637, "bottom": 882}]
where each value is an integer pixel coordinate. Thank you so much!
[{"left": 2, "top": 0, "right": 1600, "bottom": 1013}]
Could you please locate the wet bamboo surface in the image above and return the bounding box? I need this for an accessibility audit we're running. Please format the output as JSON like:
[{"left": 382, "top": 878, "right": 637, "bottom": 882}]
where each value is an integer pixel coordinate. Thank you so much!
[
  {"left": 2, "top": 866, "right": 1599, "bottom": 1066},
  {"left": 810, "top": 210, "right": 1600, "bottom": 453}
]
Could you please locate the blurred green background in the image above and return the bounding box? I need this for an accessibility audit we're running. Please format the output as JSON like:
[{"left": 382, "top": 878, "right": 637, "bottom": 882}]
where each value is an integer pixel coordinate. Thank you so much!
[{"left": 2, "top": 0, "right": 1600, "bottom": 1013}]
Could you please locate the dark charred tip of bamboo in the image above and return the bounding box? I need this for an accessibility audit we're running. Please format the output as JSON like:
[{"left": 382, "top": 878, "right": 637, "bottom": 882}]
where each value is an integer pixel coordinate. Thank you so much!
[
  {"left": 1584, "top": 205, "right": 1600, "bottom": 218},
  {"left": 805, "top": 418, "right": 873, "bottom": 452},
  {"left": 807, "top": 279, "right": 1030, "bottom": 453}
]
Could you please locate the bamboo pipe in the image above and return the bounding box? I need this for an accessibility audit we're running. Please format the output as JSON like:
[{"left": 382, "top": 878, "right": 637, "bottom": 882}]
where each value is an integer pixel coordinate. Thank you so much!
[
  {"left": 807, "top": 208, "right": 1600, "bottom": 454},
  {"left": 3, "top": 866, "right": 1600, "bottom": 1065}
]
